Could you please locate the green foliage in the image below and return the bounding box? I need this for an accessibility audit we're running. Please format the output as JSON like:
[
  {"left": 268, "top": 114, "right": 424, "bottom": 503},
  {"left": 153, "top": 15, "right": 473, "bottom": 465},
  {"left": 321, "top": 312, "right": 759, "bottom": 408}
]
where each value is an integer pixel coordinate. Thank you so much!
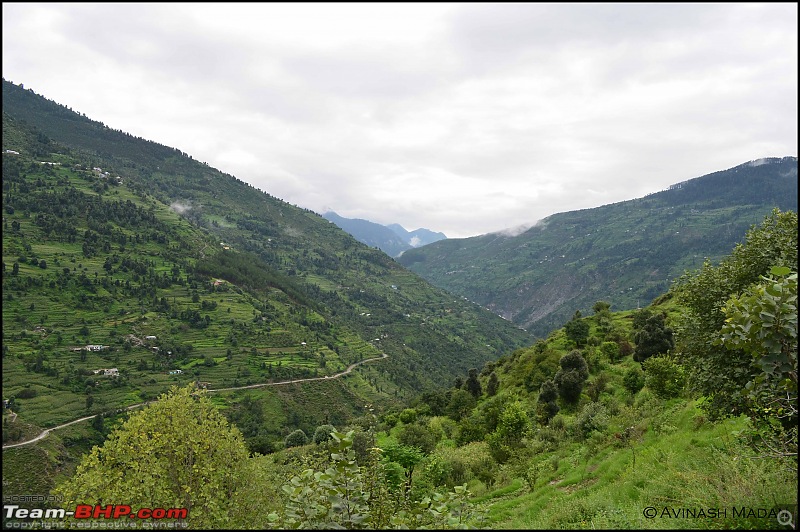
[
  {"left": 643, "top": 355, "right": 686, "bottom": 399},
  {"left": 397, "top": 423, "right": 439, "bottom": 455},
  {"left": 536, "top": 379, "right": 560, "bottom": 425},
  {"left": 623, "top": 365, "right": 646, "bottom": 395},
  {"left": 446, "top": 388, "right": 477, "bottom": 421},
  {"left": 486, "top": 371, "right": 499, "bottom": 397},
  {"left": 285, "top": 429, "right": 308, "bottom": 448},
  {"left": 586, "top": 373, "right": 609, "bottom": 402},
  {"left": 717, "top": 267, "right": 797, "bottom": 394},
  {"left": 522, "top": 347, "right": 561, "bottom": 392},
  {"left": 313, "top": 424, "right": 337, "bottom": 445},
  {"left": 464, "top": 367, "right": 482, "bottom": 398},
  {"left": 486, "top": 400, "right": 530, "bottom": 464},
  {"left": 599, "top": 341, "right": 621, "bottom": 363},
  {"left": 575, "top": 402, "right": 610, "bottom": 439},
  {"left": 564, "top": 316, "right": 590, "bottom": 347},
  {"left": 54, "top": 385, "right": 253, "bottom": 528},
  {"left": 554, "top": 350, "right": 589, "bottom": 404},
  {"left": 675, "top": 209, "right": 798, "bottom": 421},
  {"left": 398, "top": 408, "right": 418, "bottom": 424},
  {"left": 593, "top": 301, "right": 611, "bottom": 314},
  {"left": 633, "top": 312, "right": 675, "bottom": 363},
  {"left": 715, "top": 266, "right": 797, "bottom": 460}
]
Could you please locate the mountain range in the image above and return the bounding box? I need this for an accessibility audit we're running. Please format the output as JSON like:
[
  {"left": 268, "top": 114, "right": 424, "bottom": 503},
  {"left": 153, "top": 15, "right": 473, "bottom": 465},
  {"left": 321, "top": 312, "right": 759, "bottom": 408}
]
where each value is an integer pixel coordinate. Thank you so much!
[
  {"left": 399, "top": 157, "right": 798, "bottom": 337},
  {"left": 322, "top": 211, "right": 447, "bottom": 257}
]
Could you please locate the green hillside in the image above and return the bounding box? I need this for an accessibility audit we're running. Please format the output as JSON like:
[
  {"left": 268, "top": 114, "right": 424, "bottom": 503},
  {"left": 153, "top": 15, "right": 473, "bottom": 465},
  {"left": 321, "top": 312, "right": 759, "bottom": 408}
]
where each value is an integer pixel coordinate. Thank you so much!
[
  {"left": 2, "top": 80, "right": 532, "bottom": 444},
  {"left": 399, "top": 157, "right": 798, "bottom": 337},
  {"left": 2, "top": 79, "right": 796, "bottom": 530}
]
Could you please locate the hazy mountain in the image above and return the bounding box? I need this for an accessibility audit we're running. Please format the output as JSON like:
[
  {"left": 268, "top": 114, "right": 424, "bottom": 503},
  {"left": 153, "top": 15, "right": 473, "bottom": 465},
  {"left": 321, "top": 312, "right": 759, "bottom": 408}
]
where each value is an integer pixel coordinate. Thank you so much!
[
  {"left": 322, "top": 211, "right": 446, "bottom": 257},
  {"left": 399, "top": 157, "right": 798, "bottom": 337},
  {"left": 386, "top": 224, "right": 447, "bottom": 249}
]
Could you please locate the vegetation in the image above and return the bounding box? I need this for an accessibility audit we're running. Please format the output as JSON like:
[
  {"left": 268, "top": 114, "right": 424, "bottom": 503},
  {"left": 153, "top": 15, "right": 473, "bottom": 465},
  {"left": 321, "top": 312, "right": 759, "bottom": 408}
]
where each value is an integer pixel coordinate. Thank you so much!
[
  {"left": 399, "top": 158, "right": 798, "bottom": 337},
  {"left": 2, "top": 80, "right": 797, "bottom": 530},
  {"left": 54, "top": 385, "right": 254, "bottom": 528}
]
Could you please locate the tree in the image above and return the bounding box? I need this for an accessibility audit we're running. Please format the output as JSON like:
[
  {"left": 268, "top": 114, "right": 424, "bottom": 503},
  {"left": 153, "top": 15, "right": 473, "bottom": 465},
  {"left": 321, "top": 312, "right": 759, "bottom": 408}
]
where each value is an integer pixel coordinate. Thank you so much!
[
  {"left": 715, "top": 266, "right": 797, "bottom": 457},
  {"left": 623, "top": 366, "right": 645, "bottom": 395},
  {"left": 486, "top": 371, "right": 499, "bottom": 397},
  {"left": 599, "top": 341, "right": 621, "bottom": 363},
  {"left": 486, "top": 399, "right": 530, "bottom": 463},
  {"left": 592, "top": 301, "right": 611, "bottom": 314},
  {"left": 633, "top": 313, "right": 674, "bottom": 363},
  {"left": 464, "top": 367, "right": 482, "bottom": 398},
  {"left": 553, "top": 350, "right": 589, "bottom": 404},
  {"left": 54, "top": 385, "right": 253, "bottom": 528},
  {"left": 536, "top": 379, "right": 560, "bottom": 425},
  {"left": 674, "top": 209, "right": 798, "bottom": 421},
  {"left": 397, "top": 423, "right": 438, "bottom": 455},
  {"left": 565, "top": 316, "right": 590, "bottom": 347},
  {"left": 446, "top": 388, "right": 476, "bottom": 421}
]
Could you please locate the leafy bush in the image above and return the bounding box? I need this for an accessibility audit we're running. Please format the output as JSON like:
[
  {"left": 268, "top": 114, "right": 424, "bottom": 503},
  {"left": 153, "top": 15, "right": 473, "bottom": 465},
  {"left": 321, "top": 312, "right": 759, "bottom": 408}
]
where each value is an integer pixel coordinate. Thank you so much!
[
  {"left": 623, "top": 366, "right": 646, "bottom": 395},
  {"left": 643, "top": 355, "right": 686, "bottom": 399},
  {"left": 312, "top": 424, "right": 336, "bottom": 445},
  {"left": 284, "top": 428, "right": 308, "bottom": 448},
  {"left": 267, "top": 431, "right": 485, "bottom": 529},
  {"left": 599, "top": 341, "right": 621, "bottom": 362},
  {"left": 576, "top": 402, "right": 609, "bottom": 439},
  {"left": 398, "top": 408, "right": 418, "bottom": 424},
  {"left": 397, "top": 422, "right": 439, "bottom": 455}
]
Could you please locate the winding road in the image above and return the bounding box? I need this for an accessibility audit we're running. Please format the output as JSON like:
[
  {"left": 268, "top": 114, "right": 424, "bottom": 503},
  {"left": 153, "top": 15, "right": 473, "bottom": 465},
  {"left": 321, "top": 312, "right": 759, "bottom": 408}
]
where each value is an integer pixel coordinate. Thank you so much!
[{"left": 2, "top": 353, "right": 388, "bottom": 450}]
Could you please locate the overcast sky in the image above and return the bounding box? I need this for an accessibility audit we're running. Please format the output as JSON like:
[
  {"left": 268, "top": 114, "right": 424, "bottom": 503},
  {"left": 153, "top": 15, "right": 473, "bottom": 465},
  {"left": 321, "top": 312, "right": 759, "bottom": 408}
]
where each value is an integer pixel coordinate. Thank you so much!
[{"left": 3, "top": 3, "right": 797, "bottom": 238}]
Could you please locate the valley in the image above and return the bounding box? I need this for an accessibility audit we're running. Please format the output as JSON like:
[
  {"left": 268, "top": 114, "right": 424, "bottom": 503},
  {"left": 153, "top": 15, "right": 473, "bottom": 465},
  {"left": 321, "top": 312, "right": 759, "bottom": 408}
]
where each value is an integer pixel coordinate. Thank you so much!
[{"left": 2, "top": 80, "right": 797, "bottom": 530}]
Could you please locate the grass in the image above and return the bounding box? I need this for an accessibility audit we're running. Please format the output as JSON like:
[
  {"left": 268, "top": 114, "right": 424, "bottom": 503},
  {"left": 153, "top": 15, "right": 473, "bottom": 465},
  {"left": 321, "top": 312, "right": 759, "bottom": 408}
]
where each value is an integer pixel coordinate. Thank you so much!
[{"left": 478, "top": 399, "right": 797, "bottom": 530}]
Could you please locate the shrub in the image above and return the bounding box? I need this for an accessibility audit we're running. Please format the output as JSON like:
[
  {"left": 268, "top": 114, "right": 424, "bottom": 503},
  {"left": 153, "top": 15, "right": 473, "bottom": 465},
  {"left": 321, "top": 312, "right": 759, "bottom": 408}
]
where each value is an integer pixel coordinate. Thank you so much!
[
  {"left": 599, "top": 341, "right": 621, "bottom": 362},
  {"left": 397, "top": 423, "right": 439, "bottom": 455},
  {"left": 623, "top": 366, "right": 646, "bottom": 395},
  {"left": 312, "top": 424, "right": 336, "bottom": 444},
  {"left": 398, "top": 408, "right": 418, "bottom": 424},
  {"left": 576, "top": 402, "right": 609, "bottom": 439},
  {"left": 284, "top": 428, "right": 308, "bottom": 448},
  {"left": 16, "top": 387, "right": 38, "bottom": 399},
  {"left": 643, "top": 355, "right": 686, "bottom": 399}
]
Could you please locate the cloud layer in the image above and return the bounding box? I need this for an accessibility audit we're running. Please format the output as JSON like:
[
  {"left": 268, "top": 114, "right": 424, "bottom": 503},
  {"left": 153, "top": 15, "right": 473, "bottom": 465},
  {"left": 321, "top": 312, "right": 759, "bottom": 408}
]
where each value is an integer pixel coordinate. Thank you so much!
[{"left": 3, "top": 3, "right": 796, "bottom": 237}]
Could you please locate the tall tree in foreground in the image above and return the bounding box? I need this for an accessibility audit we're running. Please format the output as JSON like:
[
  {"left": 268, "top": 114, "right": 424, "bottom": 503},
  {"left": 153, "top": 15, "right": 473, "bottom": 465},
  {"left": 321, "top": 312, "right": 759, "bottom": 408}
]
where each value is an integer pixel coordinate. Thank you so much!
[
  {"left": 674, "top": 209, "right": 798, "bottom": 421},
  {"left": 54, "top": 385, "right": 255, "bottom": 529}
]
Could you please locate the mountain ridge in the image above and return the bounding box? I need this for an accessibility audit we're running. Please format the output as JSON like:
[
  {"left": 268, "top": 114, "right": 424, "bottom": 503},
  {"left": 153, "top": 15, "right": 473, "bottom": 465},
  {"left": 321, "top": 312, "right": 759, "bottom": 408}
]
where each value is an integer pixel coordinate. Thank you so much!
[
  {"left": 322, "top": 211, "right": 446, "bottom": 257},
  {"left": 398, "top": 156, "right": 798, "bottom": 337}
]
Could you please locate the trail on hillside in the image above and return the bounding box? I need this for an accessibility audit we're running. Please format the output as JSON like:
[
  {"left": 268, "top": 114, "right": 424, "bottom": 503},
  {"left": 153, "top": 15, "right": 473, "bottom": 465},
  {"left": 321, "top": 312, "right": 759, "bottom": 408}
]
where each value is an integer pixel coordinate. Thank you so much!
[{"left": 2, "top": 353, "right": 388, "bottom": 450}]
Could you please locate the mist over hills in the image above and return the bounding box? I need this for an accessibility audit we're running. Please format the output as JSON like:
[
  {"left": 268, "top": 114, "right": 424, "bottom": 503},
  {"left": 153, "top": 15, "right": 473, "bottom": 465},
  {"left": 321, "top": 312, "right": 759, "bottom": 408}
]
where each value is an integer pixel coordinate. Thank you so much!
[{"left": 399, "top": 156, "right": 798, "bottom": 337}]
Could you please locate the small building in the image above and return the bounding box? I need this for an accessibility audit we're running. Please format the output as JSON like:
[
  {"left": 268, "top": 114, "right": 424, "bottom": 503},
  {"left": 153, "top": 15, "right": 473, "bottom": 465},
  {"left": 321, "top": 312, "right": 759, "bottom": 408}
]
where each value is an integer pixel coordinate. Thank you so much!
[
  {"left": 168, "top": 369, "right": 183, "bottom": 375},
  {"left": 85, "top": 345, "right": 107, "bottom": 351},
  {"left": 145, "top": 335, "right": 157, "bottom": 341}
]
